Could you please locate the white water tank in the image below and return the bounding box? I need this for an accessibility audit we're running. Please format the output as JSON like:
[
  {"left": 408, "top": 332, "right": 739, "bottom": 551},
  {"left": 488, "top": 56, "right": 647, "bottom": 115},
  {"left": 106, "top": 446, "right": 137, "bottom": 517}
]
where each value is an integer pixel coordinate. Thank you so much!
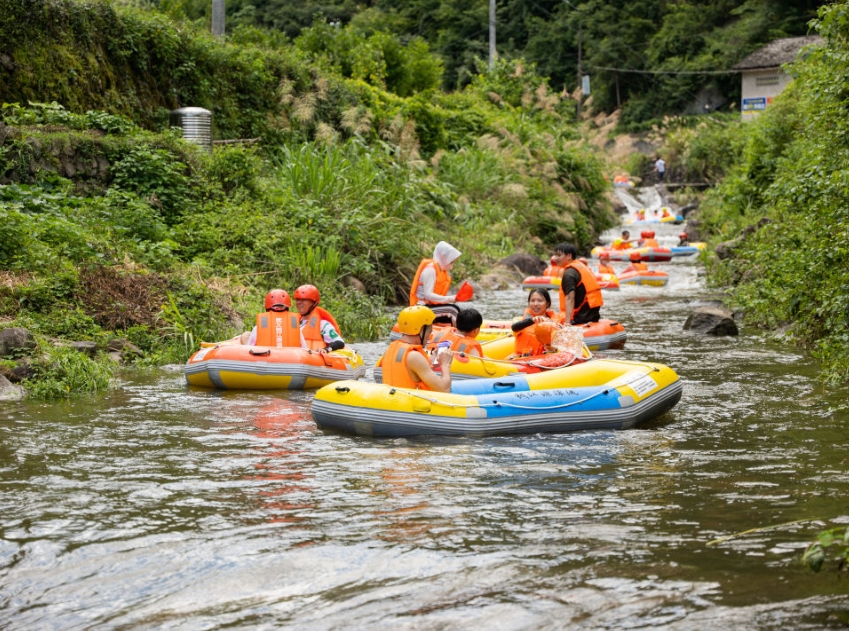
[{"left": 170, "top": 107, "right": 212, "bottom": 151}]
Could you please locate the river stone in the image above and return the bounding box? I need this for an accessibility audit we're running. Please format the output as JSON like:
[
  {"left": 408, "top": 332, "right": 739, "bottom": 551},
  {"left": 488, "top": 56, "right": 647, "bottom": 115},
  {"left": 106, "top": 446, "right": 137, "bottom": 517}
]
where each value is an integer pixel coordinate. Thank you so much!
[
  {"left": 498, "top": 253, "right": 545, "bottom": 276},
  {"left": 684, "top": 307, "right": 739, "bottom": 336},
  {"left": 0, "top": 327, "right": 35, "bottom": 357},
  {"left": 478, "top": 266, "right": 523, "bottom": 291},
  {"left": 0, "top": 374, "right": 24, "bottom": 401},
  {"left": 11, "top": 358, "right": 34, "bottom": 382},
  {"left": 107, "top": 338, "right": 144, "bottom": 356},
  {"left": 70, "top": 341, "right": 98, "bottom": 356}
]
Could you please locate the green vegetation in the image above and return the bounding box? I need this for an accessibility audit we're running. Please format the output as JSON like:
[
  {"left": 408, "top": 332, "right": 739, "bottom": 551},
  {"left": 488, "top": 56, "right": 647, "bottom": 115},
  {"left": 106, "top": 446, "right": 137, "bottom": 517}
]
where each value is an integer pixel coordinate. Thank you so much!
[
  {"left": 163, "top": 0, "right": 825, "bottom": 125},
  {"left": 0, "top": 0, "right": 616, "bottom": 398},
  {"left": 691, "top": 4, "right": 849, "bottom": 385}
]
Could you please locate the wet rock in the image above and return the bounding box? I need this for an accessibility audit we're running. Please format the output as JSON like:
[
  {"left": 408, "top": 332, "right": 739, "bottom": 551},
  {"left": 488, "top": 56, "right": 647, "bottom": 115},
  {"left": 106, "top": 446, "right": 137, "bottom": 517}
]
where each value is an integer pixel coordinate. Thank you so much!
[
  {"left": 684, "top": 307, "right": 739, "bottom": 336},
  {"left": 498, "top": 253, "right": 545, "bottom": 277},
  {"left": 477, "top": 267, "right": 523, "bottom": 291},
  {"left": 11, "top": 358, "right": 35, "bottom": 382},
  {"left": 107, "top": 338, "right": 143, "bottom": 357},
  {"left": 108, "top": 351, "right": 124, "bottom": 364},
  {"left": 0, "top": 374, "right": 24, "bottom": 401},
  {"left": 0, "top": 327, "right": 36, "bottom": 357},
  {"left": 70, "top": 341, "right": 98, "bottom": 356},
  {"left": 342, "top": 275, "right": 366, "bottom": 292}
]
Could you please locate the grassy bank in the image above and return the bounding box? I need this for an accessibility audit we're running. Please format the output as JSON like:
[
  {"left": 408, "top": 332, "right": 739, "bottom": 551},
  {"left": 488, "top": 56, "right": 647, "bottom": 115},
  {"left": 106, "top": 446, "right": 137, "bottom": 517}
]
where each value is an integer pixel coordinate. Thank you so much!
[{"left": 0, "top": 0, "right": 622, "bottom": 398}]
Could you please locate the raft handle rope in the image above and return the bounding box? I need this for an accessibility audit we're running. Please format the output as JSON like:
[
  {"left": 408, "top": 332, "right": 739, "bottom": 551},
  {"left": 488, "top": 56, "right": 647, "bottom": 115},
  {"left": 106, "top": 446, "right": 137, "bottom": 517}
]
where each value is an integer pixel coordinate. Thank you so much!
[
  {"left": 390, "top": 364, "right": 664, "bottom": 411},
  {"left": 249, "top": 349, "right": 272, "bottom": 356}
]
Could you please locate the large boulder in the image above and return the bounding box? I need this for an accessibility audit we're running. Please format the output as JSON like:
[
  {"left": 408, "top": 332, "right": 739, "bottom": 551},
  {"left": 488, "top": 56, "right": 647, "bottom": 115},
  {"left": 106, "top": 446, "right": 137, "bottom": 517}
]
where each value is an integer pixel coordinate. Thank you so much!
[
  {"left": 497, "top": 253, "right": 546, "bottom": 277},
  {"left": 0, "top": 327, "right": 35, "bottom": 357},
  {"left": 684, "top": 307, "right": 739, "bottom": 336},
  {"left": 0, "top": 374, "right": 24, "bottom": 401}
]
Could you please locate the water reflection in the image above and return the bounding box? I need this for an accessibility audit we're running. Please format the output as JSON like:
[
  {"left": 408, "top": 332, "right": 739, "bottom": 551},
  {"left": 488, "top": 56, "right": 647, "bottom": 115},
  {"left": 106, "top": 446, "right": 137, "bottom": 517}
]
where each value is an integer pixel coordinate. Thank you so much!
[{"left": 2, "top": 250, "right": 849, "bottom": 628}]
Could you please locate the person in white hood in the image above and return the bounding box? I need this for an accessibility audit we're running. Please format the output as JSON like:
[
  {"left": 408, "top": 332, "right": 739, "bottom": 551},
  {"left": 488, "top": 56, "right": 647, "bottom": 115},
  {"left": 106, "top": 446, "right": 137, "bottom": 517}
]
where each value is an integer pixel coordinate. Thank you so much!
[{"left": 409, "top": 241, "right": 463, "bottom": 325}]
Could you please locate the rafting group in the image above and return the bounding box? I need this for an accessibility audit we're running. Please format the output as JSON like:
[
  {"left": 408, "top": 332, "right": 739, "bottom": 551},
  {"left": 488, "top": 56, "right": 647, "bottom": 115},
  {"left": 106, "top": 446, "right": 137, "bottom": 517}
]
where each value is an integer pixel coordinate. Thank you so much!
[{"left": 185, "top": 238, "right": 684, "bottom": 437}]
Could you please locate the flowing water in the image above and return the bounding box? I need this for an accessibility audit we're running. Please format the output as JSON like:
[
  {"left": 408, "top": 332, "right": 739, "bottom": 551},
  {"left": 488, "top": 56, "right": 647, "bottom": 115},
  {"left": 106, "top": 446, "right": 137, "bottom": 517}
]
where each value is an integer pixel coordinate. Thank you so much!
[{"left": 3, "top": 221, "right": 849, "bottom": 630}]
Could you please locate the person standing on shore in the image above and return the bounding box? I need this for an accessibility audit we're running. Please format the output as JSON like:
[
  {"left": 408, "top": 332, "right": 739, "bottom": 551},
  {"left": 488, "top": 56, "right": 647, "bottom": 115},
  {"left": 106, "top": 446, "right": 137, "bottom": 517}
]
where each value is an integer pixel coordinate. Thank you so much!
[{"left": 655, "top": 156, "right": 666, "bottom": 182}]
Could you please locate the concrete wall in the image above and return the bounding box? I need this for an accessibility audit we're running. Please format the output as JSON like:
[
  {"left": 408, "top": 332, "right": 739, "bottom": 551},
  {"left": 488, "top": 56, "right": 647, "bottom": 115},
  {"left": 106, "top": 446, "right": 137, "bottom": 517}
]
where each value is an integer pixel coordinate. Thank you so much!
[{"left": 740, "top": 69, "right": 794, "bottom": 121}]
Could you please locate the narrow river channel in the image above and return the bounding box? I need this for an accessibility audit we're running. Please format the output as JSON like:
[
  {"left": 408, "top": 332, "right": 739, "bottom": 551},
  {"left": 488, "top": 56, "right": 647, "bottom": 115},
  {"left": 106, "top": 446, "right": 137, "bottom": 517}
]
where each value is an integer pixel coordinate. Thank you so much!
[{"left": 3, "top": 221, "right": 849, "bottom": 629}]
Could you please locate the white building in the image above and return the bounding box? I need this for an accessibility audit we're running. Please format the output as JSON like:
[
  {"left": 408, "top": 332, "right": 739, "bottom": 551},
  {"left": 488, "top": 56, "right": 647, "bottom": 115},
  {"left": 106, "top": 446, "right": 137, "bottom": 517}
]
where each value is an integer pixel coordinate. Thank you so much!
[{"left": 733, "top": 35, "right": 822, "bottom": 121}]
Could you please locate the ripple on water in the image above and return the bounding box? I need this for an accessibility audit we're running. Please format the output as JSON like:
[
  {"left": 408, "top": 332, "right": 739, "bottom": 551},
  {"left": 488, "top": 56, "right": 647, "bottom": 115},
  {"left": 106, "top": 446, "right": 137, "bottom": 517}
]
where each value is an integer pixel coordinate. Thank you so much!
[{"left": 3, "top": 262, "right": 849, "bottom": 628}]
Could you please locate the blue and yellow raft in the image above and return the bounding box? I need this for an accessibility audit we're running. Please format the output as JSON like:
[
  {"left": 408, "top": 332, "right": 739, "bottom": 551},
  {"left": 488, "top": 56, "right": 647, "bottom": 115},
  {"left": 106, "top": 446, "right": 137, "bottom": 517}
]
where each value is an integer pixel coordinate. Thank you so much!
[{"left": 311, "top": 358, "right": 682, "bottom": 437}]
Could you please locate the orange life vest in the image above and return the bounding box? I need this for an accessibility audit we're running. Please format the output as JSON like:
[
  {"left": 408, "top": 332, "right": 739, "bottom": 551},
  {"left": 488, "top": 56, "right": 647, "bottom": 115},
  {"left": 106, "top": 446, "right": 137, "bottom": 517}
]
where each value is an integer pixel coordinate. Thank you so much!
[
  {"left": 254, "top": 311, "right": 301, "bottom": 348},
  {"left": 381, "top": 340, "right": 431, "bottom": 390},
  {"left": 523, "top": 308, "right": 556, "bottom": 320},
  {"left": 560, "top": 260, "right": 603, "bottom": 320},
  {"left": 514, "top": 325, "right": 548, "bottom": 357},
  {"left": 642, "top": 238, "right": 660, "bottom": 248},
  {"left": 598, "top": 262, "right": 615, "bottom": 275},
  {"left": 542, "top": 265, "right": 566, "bottom": 278},
  {"left": 612, "top": 240, "right": 631, "bottom": 250},
  {"left": 427, "top": 327, "right": 482, "bottom": 356},
  {"left": 409, "top": 259, "right": 452, "bottom": 306},
  {"left": 300, "top": 307, "right": 342, "bottom": 351}
]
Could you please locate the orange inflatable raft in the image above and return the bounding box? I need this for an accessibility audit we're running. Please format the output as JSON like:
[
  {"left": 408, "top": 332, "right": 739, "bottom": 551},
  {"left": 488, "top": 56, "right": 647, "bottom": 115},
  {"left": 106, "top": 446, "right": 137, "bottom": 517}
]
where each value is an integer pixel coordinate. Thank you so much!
[
  {"left": 185, "top": 342, "right": 366, "bottom": 390},
  {"left": 617, "top": 269, "right": 669, "bottom": 287}
]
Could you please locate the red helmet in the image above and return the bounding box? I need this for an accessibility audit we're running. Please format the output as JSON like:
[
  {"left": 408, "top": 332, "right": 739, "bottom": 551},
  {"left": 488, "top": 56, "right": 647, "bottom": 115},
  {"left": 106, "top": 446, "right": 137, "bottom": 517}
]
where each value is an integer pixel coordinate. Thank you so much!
[
  {"left": 679, "top": 232, "right": 688, "bottom": 239},
  {"left": 640, "top": 230, "right": 655, "bottom": 239},
  {"left": 294, "top": 284, "right": 320, "bottom": 305},
  {"left": 264, "top": 289, "right": 291, "bottom": 311}
]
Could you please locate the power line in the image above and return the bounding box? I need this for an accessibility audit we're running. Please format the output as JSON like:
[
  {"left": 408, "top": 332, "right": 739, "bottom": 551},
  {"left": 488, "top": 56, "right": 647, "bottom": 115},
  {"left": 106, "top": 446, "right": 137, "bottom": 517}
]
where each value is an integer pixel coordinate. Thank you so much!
[{"left": 586, "top": 65, "right": 739, "bottom": 75}]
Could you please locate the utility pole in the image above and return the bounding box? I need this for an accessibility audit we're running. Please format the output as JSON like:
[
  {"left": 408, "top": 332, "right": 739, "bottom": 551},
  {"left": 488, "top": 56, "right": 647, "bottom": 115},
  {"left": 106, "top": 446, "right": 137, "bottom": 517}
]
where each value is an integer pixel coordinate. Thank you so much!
[
  {"left": 576, "top": 23, "right": 582, "bottom": 117},
  {"left": 212, "top": 0, "right": 225, "bottom": 36},
  {"left": 489, "top": 0, "right": 496, "bottom": 70}
]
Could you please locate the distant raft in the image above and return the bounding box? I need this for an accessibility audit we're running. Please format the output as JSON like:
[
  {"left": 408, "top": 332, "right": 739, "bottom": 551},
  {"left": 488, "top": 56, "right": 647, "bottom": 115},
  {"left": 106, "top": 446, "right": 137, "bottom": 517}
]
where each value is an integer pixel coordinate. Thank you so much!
[
  {"left": 617, "top": 268, "right": 669, "bottom": 287},
  {"left": 670, "top": 242, "right": 707, "bottom": 257},
  {"left": 185, "top": 343, "right": 366, "bottom": 390},
  {"left": 521, "top": 273, "right": 619, "bottom": 291},
  {"left": 311, "top": 358, "right": 682, "bottom": 437},
  {"left": 591, "top": 246, "right": 673, "bottom": 262}
]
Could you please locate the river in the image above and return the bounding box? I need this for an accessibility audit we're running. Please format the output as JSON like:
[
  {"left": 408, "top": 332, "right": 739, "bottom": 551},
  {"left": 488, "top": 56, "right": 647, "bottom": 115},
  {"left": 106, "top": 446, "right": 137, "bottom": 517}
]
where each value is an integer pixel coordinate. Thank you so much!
[{"left": 3, "top": 221, "right": 849, "bottom": 629}]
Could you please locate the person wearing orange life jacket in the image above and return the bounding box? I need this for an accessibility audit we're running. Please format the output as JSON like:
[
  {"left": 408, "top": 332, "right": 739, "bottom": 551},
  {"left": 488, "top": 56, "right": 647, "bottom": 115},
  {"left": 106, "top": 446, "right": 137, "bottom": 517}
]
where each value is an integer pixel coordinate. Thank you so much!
[
  {"left": 426, "top": 308, "right": 483, "bottom": 357},
  {"left": 640, "top": 230, "right": 660, "bottom": 249},
  {"left": 597, "top": 252, "right": 616, "bottom": 275},
  {"left": 409, "top": 241, "right": 464, "bottom": 326},
  {"left": 511, "top": 319, "right": 559, "bottom": 357},
  {"left": 611, "top": 230, "right": 632, "bottom": 250},
  {"left": 557, "top": 244, "right": 603, "bottom": 325},
  {"left": 510, "top": 289, "right": 558, "bottom": 356},
  {"left": 622, "top": 251, "right": 648, "bottom": 274},
  {"left": 524, "top": 288, "right": 556, "bottom": 322},
  {"left": 293, "top": 284, "right": 345, "bottom": 352},
  {"left": 382, "top": 306, "right": 452, "bottom": 392},
  {"left": 240, "top": 289, "right": 304, "bottom": 347}
]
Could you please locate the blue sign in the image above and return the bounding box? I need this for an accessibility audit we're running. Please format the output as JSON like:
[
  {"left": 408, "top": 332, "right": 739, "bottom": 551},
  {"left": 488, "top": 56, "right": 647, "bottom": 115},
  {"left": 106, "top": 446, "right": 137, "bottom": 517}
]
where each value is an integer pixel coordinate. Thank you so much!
[{"left": 742, "top": 97, "right": 767, "bottom": 111}]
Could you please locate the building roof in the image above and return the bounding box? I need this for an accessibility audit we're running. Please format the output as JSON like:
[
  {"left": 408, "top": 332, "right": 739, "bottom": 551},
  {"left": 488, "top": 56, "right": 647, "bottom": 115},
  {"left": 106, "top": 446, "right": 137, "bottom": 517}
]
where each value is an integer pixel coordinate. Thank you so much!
[{"left": 733, "top": 35, "right": 823, "bottom": 71}]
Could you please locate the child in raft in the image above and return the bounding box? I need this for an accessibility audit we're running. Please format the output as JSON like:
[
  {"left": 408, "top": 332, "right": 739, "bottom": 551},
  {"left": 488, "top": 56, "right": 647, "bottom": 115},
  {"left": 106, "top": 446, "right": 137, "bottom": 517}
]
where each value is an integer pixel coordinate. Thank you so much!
[{"left": 426, "top": 308, "right": 483, "bottom": 357}]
